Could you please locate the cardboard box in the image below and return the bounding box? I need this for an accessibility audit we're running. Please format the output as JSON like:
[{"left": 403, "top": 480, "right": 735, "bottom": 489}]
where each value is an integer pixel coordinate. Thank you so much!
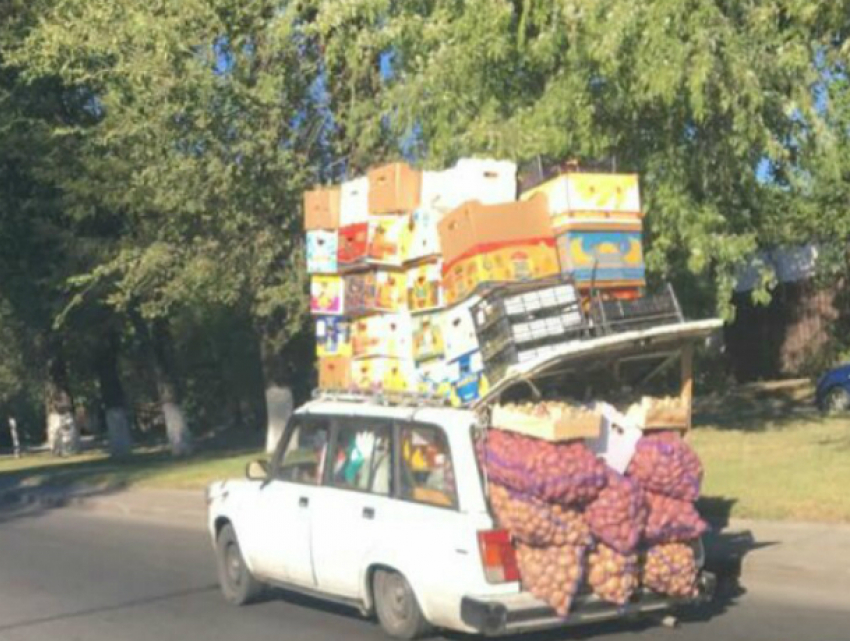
[
  {"left": 319, "top": 356, "right": 352, "bottom": 390},
  {"left": 420, "top": 169, "right": 457, "bottom": 214},
  {"left": 368, "top": 162, "right": 422, "bottom": 214},
  {"left": 339, "top": 218, "right": 409, "bottom": 269},
  {"left": 351, "top": 313, "right": 413, "bottom": 359},
  {"left": 310, "top": 275, "right": 345, "bottom": 316},
  {"left": 412, "top": 312, "right": 445, "bottom": 362},
  {"left": 304, "top": 186, "right": 341, "bottom": 230},
  {"left": 415, "top": 358, "right": 452, "bottom": 398},
  {"left": 340, "top": 176, "right": 369, "bottom": 226},
  {"left": 315, "top": 317, "right": 352, "bottom": 358},
  {"left": 556, "top": 227, "right": 645, "bottom": 288},
  {"left": 441, "top": 298, "right": 481, "bottom": 362},
  {"left": 351, "top": 357, "right": 417, "bottom": 393},
  {"left": 438, "top": 196, "right": 552, "bottom": 266},
  {"left": 521, "top": 172, "right": 641, "bottom": 217},
  {"left": 444, "top": 351, "right": 488, "bottom": 406},
  {"left": 490, "top": 404, "right": 602, "bottom": 441},
  {"left": 407, "top": 261, "right": 443, "bottom": 312},
  {"left": 306, "top": 230, "right": 339, "bottom": 274},
  {"left": 452, "top": 158, "right": 517, "bottom": 206},
  {"left": 441, "top": 240, "right": 560, "bottom": 305},
  {"left": 407, "top": 208, "right": 442, "bottom": 261},
  {"left": 366, "top": 215, "right": 409, "bottom": 266},
  {"left": 338, "top": 223, "right": 369, "bottom": 269},
  {"left": 344, "top": 268, "right": 407, "bottom": 316}
]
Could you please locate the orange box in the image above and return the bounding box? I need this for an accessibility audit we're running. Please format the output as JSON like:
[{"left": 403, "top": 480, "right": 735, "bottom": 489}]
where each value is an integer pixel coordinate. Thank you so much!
[
  {"left": 438, "top": 195, "right": 552, "bottom": 266},
  {"left": 303, "top": 186, "right": 341, "bottom": 230},
  {"left": 318, "top": 356, "right": 352, "bottom": 390},
  {"left": 368, "top": 162, "right": 422, "bottom": 214}
]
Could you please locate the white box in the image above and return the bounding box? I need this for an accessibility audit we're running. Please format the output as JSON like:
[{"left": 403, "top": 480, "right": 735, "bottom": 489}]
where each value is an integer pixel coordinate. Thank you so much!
[
  {"left": 351, "top": 313, "right": 413, "bottom": 359},
  {"left": 407, "top": 208, "right": 442, "bottom": 261},
  {"left": 586, "top": 403, "right": 642, "bottom": 474},
  {"left": 522, "top": 173, "right": 641, "bottom": 218},
  {"left": 420, "top": 170, "right": 457, "bottom": 214},
  {"left": 452, "top": 158, "right": 517, "bottom": 206},
  {"left": 306, "top": 230, "right": 338, "bottom": 274},
  {"left": 340, "top": 176, "right": 369, "bottom": 226},
  {"left": 441, "top": 297, "right": 481, "bottom": 362}
]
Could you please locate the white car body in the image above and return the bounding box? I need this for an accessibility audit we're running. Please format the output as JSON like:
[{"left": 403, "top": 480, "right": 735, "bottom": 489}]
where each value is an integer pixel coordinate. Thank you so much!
[{"left": 207, "top": 398, "right": 710, "bottom": 636}]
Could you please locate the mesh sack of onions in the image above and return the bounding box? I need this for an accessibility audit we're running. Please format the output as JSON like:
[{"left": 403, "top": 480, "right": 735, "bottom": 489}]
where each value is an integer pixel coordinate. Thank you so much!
[
  {"left": 626, "top": 432, "right": 703, "bottom": 502},
  {"left": 483, "top": 429, "right": 607, "bottom": 505},
  {"left": 489, "top": 483, "right": 592, "bottom": 547},
  {"left": 585, "top": 471, "right": 647, "bottom": 554},
  {"left": 642, "top": 542, "right": 699, "bottom": 598},
  {"left": 516, "top": 543, "right": 586, "bottom": 617},
  {"left": 643, "top": 492, "right": 708, "bottom": 545},
  {"left": 587, "top": 543, "right": 639, "bottom": 605}
]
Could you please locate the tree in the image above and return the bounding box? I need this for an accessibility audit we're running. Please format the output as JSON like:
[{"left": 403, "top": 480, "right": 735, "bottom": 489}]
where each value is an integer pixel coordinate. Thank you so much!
[{"left": 6, "top": 0, "right": 320, "bottom": 454}]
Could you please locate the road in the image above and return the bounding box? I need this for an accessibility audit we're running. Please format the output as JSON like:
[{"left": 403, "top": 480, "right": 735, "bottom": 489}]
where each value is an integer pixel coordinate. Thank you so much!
[{"left": 0, "top": 505, "right": 847, "bottom": 641}]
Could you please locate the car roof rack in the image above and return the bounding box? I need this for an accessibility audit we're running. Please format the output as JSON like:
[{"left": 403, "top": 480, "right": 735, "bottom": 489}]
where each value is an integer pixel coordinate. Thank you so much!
[{"left": 310, "top": 388, "right": 455, "bottom": 409}]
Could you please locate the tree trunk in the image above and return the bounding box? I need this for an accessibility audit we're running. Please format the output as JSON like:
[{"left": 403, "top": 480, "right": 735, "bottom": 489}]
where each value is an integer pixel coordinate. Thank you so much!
[
  {"left": 45, "top": 343, "right": 80, "bottom": 457},
  {"left": 151, "top": 319, "right": 192, "bottom": 457},
  {"left": 97, "top": 330, "right": 132, "bottom": 457},
  {"left": 260, "top": 338, "right": 294, "bottom": 454}
]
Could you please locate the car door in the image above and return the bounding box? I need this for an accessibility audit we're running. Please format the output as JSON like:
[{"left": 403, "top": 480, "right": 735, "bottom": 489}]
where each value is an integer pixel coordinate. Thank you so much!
[
  {"left": 311, "top": 417, "right": 395, "bottom": 599},
  {"left": 246, "top": 416, "right": 331, "bottom": 587}
]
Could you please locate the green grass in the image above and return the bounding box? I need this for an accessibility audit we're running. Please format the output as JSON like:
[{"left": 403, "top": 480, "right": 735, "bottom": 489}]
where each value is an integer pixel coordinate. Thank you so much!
[
  {"left": 0, "top": 445, "right": 263, "bottom": 494},
  {"left": 2, "top": 382, "right": 849, "bottom": 523},
  {"left": 691, "top": 417, "right": 850, "bottom": 523}
]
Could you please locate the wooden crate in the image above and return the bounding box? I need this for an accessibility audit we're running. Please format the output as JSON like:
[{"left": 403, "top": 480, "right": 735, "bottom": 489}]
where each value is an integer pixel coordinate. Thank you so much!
[{"left": 490, "top": 404, "right": 602, "bottom": 441}]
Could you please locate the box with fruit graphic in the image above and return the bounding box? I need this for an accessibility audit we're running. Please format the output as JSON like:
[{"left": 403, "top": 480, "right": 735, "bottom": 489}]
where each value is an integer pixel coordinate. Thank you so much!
[
  {"left": 310, "top": 275, "right": 345, "bottom": 316},
  {"left": 315, "top": 317, "right": 352, "bottom": 358},
  {"left": 306, "top": 230, "right": 339, "bottom": 274},
  {"left": 412, "top": 312, "right": 445, "bottom": 362},
  {"left": 407, "top": 261, "right": 443, "bottom": 312},
  {"left": 351, "top": 313, "right": 413, "bottom": 359},
  {"left": 350, "top": 357, "right": 418, "bottom": 393}
]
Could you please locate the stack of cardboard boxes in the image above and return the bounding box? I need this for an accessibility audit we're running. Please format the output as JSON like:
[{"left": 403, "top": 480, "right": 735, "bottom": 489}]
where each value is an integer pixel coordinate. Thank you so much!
[{"left": 306, "top": 158, "right": 647, "bottom": 405}]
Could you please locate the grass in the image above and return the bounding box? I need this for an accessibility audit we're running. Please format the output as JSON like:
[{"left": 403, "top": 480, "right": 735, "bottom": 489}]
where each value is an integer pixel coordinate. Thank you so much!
[
  {"left": 2, "top": 381, "right": 849, "bottom": 522},
  {"left": 0, "top": 445, "right": 263, "bottom": 494}
]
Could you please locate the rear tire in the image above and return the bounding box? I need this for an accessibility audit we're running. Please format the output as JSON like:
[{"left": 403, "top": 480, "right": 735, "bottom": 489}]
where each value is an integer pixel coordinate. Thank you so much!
[
  {"left": 822, "top": 387, "right": 850, "bottom": 415},
  {"left": 373, "top": 569, "right": 432, "bottom": 640},
  {"left": 216, "top": 523, "right": 264, "bottom": 605}
]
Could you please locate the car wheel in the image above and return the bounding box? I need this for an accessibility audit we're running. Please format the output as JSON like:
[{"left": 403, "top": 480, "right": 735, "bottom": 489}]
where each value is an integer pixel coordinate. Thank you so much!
[
  {"left": 822, "top": 387, "right": 850, "bottom": 415},
  {"left": 216, "top": 523, "right": 264, "bottom": 605},
  {"left": 373, "top": 569, "right": 432, "bottom": 640}
]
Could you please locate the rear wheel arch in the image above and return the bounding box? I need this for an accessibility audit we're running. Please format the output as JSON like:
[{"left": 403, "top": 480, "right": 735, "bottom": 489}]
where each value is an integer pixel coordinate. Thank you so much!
[{"left": 364, "top": 563, "right": 429, "bottom": 617}]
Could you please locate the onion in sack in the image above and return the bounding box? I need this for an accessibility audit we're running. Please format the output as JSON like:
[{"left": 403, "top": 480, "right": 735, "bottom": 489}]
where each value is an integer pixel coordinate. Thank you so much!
[
  {"left": 585, "top": 471, "right": 647, "bottom": 554},
  {"left": 587, "top": 543, "right": 639, "bottom": 605},
  {"left": 626, "top": 432, "right": 703, "bottom": 502},
  {"left": 484, "top": 429, "right": 607, "bottom": 505},
  {"left": 517, "top": 543, "right": 586, "bottom": 617},
  {"left": 642, "top": 542, "right": 699, "bottom": 598},
  {"left": 643, "top": 492, "right": 708, "bottom": 545}
]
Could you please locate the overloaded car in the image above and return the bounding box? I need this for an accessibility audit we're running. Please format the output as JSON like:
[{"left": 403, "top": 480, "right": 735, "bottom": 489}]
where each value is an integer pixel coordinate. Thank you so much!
[{"left": 206, "top": 397, "right": 714, "bottom": 639}]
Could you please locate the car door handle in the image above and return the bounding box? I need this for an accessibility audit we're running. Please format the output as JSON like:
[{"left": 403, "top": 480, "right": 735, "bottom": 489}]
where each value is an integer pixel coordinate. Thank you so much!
[
  {"left": 362, "top": 507, "right": 375, "bottom": 520},
  {"left": 298, "top": 496, "right": 309, "bottom": 508}
]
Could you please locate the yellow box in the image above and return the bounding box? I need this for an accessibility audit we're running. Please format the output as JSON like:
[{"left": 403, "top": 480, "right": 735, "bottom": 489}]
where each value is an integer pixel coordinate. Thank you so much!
[
  {"left": 521, "top": 172, "right": 641, "bottom": 219},
  {"left": 351, "top": 357, "right": 418, "bottom": 393},
  {"left": 441, "top": 240, "right": 559, "bottom": 306},
  {"left": 310, "top": 275, "right": 345, "bottom": 316},
  {"left": 407, "top": 261, "right": 443, "bottom": 312}
]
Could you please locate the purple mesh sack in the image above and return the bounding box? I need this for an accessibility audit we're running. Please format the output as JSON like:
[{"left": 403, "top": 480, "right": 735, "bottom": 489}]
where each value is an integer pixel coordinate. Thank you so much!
[
  {"left": 626, "top": 432, "right": 703, "bottom": 501},
  {"left": 644, "top": 492, "right": 708, "bottom": 545},
  {"left": 489, "top": 483, "right": 592, "bottom": 547},
  {"left": 585, "top": 471, "right": 647, "bottom": 554}
]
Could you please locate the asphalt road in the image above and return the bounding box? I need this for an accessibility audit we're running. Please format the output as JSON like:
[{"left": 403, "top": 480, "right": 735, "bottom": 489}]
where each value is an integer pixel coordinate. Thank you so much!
[{"left": 0, "top": 505, "right": 847, "bottom": 641}]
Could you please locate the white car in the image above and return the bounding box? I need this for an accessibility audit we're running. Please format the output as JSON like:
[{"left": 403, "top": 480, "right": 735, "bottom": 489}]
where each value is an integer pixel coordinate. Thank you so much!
[{"left": 207, "top": 398, "right": 713, "bottom": 639}]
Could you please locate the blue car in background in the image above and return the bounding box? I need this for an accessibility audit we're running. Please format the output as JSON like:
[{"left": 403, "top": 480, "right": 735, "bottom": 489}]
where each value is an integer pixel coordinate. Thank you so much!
[{"left": 816, "top": 362, "right": 850, "bottom": 414}]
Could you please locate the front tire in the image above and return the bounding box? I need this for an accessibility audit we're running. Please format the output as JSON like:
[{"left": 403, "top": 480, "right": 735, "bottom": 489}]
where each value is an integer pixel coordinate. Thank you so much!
[
  {"left": 216, "top": 523, "right": 264, "bottom": 605},
  {"left": 373, "top": 569, "right": 432, "bottom": 640}
]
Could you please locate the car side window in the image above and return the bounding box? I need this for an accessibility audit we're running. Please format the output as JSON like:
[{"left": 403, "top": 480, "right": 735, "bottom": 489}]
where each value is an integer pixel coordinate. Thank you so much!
[
  {"left": 330, "top": 421, "right": 393, "bottom": 496},
  {"left": 398, "top": 424, "right": 457, "bottom": 509},
  {"left": 274, "top": 418, "right": 330, "bottom": 485}
]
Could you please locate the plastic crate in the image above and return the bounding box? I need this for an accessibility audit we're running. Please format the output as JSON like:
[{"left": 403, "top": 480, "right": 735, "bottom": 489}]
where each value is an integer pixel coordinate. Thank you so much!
[
  {"left": 590, "top": 283, "right": 683, "bottom": 335},
  {"left": 471, "top": 276, "right": 588, "bottom": 362},
  {"left": 483, "top": 336, "right": 584, "bottom": 386}
]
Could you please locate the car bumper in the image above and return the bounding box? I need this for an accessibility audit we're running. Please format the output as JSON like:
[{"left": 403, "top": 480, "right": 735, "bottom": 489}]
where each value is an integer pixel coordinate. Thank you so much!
[{"left": 460, "top": 571, "right": 716, "bottom": 635}]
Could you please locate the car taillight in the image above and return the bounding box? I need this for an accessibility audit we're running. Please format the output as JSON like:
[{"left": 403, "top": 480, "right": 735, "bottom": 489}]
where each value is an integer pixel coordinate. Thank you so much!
[{"left": 478, "top": 529, "right": 521, "bottom": 584}]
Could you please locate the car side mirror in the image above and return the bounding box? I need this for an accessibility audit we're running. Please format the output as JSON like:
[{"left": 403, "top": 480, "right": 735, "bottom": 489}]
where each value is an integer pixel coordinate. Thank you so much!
[{"left": 246, "top": 459, "right": 269, "bottom": 481}]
